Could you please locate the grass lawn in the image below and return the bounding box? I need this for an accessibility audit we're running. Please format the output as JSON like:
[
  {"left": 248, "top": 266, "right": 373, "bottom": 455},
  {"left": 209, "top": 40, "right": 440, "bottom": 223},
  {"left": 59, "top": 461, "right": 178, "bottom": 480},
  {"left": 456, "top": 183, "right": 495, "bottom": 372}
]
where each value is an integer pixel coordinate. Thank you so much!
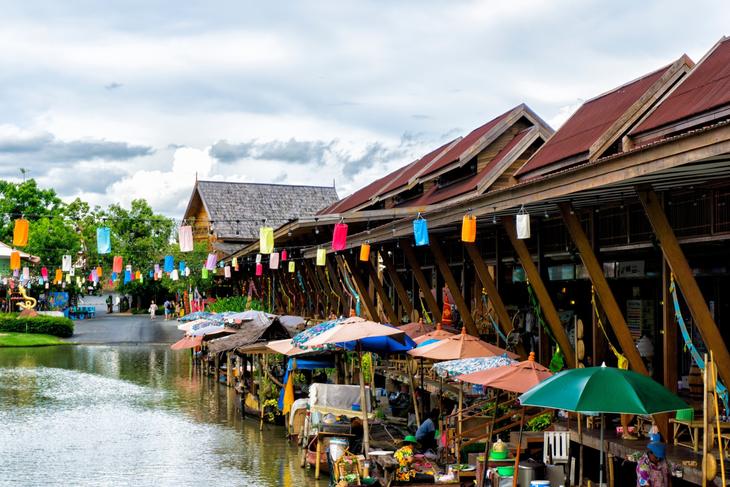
[{"left": 0, "top": 332, "right": 66, "bottom": 347}]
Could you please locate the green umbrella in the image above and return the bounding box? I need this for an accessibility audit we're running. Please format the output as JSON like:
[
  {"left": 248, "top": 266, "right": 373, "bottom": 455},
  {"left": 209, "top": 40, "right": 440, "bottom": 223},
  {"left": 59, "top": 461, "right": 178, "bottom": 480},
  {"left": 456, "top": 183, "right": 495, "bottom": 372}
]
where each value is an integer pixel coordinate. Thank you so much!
[{"left": 519, "top": 364, "right": 688, "bottom": 486}]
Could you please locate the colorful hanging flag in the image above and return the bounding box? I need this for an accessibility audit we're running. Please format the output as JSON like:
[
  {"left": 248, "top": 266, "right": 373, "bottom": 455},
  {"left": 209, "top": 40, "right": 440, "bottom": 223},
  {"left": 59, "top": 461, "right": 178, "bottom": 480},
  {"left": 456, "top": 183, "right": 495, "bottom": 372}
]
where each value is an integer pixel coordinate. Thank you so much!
[
  {"left": 179, "top": 261, "right": 186, "bottom": 273},
  {"left": 123, "top": 270, "right": 131, "bottom": 284},
  {"left": 331, "top": 222, "right": 348, "bottom": 251},
  {"left": 255, "top": 254, "right": 262, "bottom": 264},
  {"left": 54, "top": 269, "right": 62, "bottom": 283},
  {"left": 111, "top": 272, "right": 118, "bottom": 282},
  {"left": 360, "top": 243, "right": 371, "bottom": 261},
  {"left": 413, "top": 217, "right": 429, "bottom": 246},
  {"left": 205, "top": 253, "right": 217, "bottom": 270},
  {"left": 154, "top": 264, "right": 160, "bottom": 273},
  {"left": 41, "top": 267, "right": 48, "bottom": 279},
  {"left": 202, "top": 268, "right": 209, "bottom": 279},
  {"left": 112, "top": 256, "right": 123, "bottom": 274},
  {"left": 281, "top": 249, "right": 288, "bottom": 261},
  {"left": 178, "top": 225, "right": 193, "bottom": 252},
  {"left": 62, "top": 254, "right": 72, "bottom": 272},
  {"left": 171, "top": 269, "right": 179, "bottom": 281},
  {"left": 259, "top": 227, "right": 274, "bottom": 254},
  {"left": 270, "top": 252, "right": 279, "bottom": 270},
  {"left": 316, "top": 248, "right": 326, "bottom": 266},
  {"left": 255, "top": 262, "right": 263, "bottom": 276},
  {"left": 13, "top": 219, "right": 29, "bottom": 247},
  {"left": 224, "top": 265, "right": 231, "bottom": 278},
  {"left": 97, "top": 227, "right": 111, "bottom": 254},
  {"left": 184, "top": 267, "right": 190, "bottom": 277},
  {"left": 288, "top": 261, "right": 295, "bottom": 273},
  {"left": 164, "top": 255, "right": 174, "bottom": 273},
  {"left": 232, "top": 257, "right": 238, "bottom": 269},
  {"left": 22, "top": 267, "right": 29, "bottom": 280},
  {"left": 69, "top": 267, "right": 75, "bottom": 277},
  {"left": 96, "top": 266, "right": 102, "bottom": 277},
  {"left": 10, "top": 251, "right": 21, "bottom": 270}
]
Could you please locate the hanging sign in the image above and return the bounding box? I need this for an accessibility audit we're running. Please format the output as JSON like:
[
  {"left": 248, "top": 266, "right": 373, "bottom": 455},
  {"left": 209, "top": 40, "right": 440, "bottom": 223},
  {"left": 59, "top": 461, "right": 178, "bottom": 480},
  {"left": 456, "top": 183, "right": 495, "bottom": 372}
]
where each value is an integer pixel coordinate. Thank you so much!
[
  {"left": 516, "top": 206, "right": 531, "bottom": 239},
  {"left": 97, "top": 227, "right": 111, "bottom": 254},
  {"left": 13, "top": 219, "right": 29, "bottom": 247},
  {"left": 288, "top": 261, "right": 295, "bottom": 273},
  {"left": 178, "top": 225, "right": 193, "bottom": 252},
  {"left": 359, "top": 243, "right": 371, "bottom": 262},
  {"left": 316, "top": 248, "right": 327, "bottom": 266}
]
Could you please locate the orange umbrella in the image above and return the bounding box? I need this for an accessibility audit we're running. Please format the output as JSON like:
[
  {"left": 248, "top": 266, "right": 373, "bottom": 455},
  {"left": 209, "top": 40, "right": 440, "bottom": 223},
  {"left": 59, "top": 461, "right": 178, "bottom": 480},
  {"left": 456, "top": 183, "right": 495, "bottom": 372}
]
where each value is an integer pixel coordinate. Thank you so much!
[
  {"left": 170, "top": 335, "right": 203, "bottom": 350},
  {"left": 409, "top": 327, "right": 519, "bottom": 360},
  {"left": 398, "top": 319, "right": 435, "bottom": 339},
  {"left": 456, "top": 352, "right": 552, "bottom": 393},
  {"left": 412, "top": 322, "right": 455, "bottom": 344}
]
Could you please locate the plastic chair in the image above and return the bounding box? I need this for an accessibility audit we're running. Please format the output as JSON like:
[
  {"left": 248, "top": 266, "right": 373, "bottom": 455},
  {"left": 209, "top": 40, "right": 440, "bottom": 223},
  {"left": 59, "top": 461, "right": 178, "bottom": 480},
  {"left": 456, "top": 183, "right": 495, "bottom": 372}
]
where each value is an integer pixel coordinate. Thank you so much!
[{"left": 543, "top": 431, "right": 570, "bottom": 465}]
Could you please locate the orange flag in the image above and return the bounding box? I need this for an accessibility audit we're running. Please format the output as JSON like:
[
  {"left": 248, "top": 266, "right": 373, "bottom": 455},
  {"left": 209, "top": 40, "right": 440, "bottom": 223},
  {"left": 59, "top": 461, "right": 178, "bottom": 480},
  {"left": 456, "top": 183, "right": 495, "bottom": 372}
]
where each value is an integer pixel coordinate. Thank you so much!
[
  {"left": 54, "top": 269, "right": 62, "bottom": 283},
  {"left": 13, "top": 219, "right": 29, "bottom": 247},
  {"left": 112, "top": 256, "right": 123, "bottom": 274},
  {"left": 9, "top": 251, "right": 21, "bottom": 270}
]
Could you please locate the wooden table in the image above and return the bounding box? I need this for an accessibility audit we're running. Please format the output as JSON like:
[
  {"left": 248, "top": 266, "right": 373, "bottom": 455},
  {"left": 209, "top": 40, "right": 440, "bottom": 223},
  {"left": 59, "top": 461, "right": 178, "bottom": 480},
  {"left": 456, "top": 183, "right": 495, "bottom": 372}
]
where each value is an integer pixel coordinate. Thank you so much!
[
  {"left": 313, "top": 431, "right": 354, "bottom": 480},
  {"left": 670, "top": 418, "right": 730, "bottom": 452}
]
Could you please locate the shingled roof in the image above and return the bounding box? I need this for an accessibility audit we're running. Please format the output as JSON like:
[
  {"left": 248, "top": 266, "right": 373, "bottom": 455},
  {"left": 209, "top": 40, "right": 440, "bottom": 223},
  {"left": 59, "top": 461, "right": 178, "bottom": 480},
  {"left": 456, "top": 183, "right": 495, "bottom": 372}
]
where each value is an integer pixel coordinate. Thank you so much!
[{"left": 187, "top": 180, "right": 338, "bottom": 241}]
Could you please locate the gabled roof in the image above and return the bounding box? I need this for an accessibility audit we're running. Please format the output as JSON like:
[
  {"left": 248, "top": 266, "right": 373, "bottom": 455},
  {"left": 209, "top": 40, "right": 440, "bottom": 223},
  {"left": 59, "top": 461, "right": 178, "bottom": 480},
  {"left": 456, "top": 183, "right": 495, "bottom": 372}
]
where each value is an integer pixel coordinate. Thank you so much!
[
  {"left": 632, "top": 37, "right": 730, "bottom": 137},
  {"left": 516, "top": 56, "right": 693, "bottom": 179},
  {"left": 184, "top": 180, "right": 338, "bottom": 240}
]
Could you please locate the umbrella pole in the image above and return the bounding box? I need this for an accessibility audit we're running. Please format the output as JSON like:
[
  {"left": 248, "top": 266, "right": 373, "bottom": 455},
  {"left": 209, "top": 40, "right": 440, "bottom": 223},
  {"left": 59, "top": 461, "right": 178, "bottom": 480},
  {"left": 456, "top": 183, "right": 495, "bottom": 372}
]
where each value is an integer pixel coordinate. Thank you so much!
[
  {"left": 599, "top": 413, "right": 604, "bottom": 487},
  {"left": 357, "top": 344, "right": 370, "bottom": 457},
  {"left": 511, "top": 407, "right": 526, "bottom": 487},
  {"left": 407, "top": 357, "right": 421, "bottom": 427},
  {"left": 457, "top": 383, "right": 463, "bottom": 463}
]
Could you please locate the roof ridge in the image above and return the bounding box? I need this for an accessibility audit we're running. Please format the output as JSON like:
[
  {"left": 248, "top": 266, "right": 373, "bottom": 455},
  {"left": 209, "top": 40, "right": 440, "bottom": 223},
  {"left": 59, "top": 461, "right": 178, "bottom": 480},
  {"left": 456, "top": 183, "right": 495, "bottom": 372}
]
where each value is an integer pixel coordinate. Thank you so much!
[
  {"left": 197, "top": 179, "right": 336, "bottom": 190},
  {"left": 582, "top": 60, "right": 677, "bottom": 104}
]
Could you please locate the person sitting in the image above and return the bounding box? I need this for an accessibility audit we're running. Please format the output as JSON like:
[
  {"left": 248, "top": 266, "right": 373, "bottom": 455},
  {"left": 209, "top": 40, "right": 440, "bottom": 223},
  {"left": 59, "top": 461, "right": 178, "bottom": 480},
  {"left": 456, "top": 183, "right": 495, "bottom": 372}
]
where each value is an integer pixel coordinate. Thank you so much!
[
  {"left": 388, "top": 384, "right": 411, "bottom": 417},
  {"left": 415, "top": 409, "right": 439, "bottom": 452},
  {"left": 636, "top": 441, "right": 669, "bottom": 487},
  {"left": 393, "top": 436, "right": 418, "bottom": 482}
]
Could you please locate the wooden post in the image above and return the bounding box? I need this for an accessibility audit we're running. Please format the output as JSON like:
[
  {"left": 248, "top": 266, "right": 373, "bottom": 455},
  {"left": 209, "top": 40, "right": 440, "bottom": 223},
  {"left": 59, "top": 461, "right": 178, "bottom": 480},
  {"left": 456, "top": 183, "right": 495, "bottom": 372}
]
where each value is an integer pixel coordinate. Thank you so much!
[
  {"left": 503, "top": 216, "right": 575, "bottom": 368},
  {"left": 226, "top": 352, "right": 233, "bottom": 387},
  {"left": 558, "top": 203, "right": 648, "bottom": 375},
  {"left": 464, "top": 243, "right": 513, "bottom": 334},
  {"left": 341, "top": 253, "right": 380, "bottom": 320},
  {"left": 380, "top": 250, "right": 416, "bottom": 320},
  {"left": 364, "top": 254, "right": 399, "bottom": 324},
  {"left": 637, "top": 188, "right": 730, "bottom": 389},
  {"left": 325, "top": 255, "right": 345, "bottom": 315},
  {"left": 429, "top": 239, "right": 479, "bottom": 336},
  {"left": 401, "top": 241, "right": 442, "bottom": 323},
  {"left": 663, "top": 260, "right": 678, "bottom": 394}
]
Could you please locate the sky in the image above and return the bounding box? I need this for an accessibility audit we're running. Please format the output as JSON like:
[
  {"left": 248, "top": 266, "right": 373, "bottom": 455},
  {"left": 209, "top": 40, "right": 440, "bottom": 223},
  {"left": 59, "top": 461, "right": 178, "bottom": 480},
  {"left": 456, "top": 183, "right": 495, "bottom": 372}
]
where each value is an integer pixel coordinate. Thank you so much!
[{"left": 0, "top": 0, "right": 728, "bottom": 217}]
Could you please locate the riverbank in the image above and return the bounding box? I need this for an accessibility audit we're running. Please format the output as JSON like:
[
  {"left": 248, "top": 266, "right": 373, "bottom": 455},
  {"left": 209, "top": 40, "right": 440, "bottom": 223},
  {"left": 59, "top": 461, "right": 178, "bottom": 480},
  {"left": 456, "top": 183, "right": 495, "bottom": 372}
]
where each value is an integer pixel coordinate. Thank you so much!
[{"left": 0, "top": 332, "right": 65, "bottom": 347}]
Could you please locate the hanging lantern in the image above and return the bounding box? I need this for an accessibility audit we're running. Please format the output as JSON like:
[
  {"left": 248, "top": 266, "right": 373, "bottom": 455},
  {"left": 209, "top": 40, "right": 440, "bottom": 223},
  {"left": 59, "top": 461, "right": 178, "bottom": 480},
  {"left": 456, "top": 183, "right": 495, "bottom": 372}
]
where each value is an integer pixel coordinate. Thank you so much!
[
  {"left": 69, "top": 267, "right": 75, "bottom": 277},
  {"left": 96, "top": 266, "right": 102, "bottom": 277},
  {"left": 281, "top": 249, "right": 288, "bottom": 261},
  {"left": 154, "top": 264, "right": 160, "bottom": 274},
  {"left": 10, "top": 251, "right": 20, "bottom": 270},
  {"left": 359, "top": 243, "right": 371, "bottom": 262},
  {"left": 461, "top": 214, "right": 477, "bottom": 243},
  {"left": 171, "top": 269, "right": 180, "bottom": 281},
  {"left": 62, "top": 254, "right": 72, "bottom": 272},
  {"left": 202, "top": 268, "right": 209, "bottom": 279},
  {"left": 22, "top": 267, "right": 29, "bottom": 281},
  {"left": 288, "top": 261, "right": 295, "bottom": 273},
  {"left": 185, "top": 266, "right": 190, "bottom": 277},
  {"left": 255, "top": 262, "right": 263, "bottom": 276},
  {"left": 112, "top": 256, "right": 123, "bottom": 274},
  {"left": 179, "top": 261, "right": 186, "bottom": 273},
  {"left": 255, "top": 254, "right": 262, "bottom": 264},
  {"left": 66, "top": 273, "right": 72, "bottom": 284},
  {"left": 54, "top": 269, "right": 62, "bottom": 283},
  {"left": 205, "top": 253, "right": 217, "bottom": 270},
  {"left": 135, "top": 271, "right": 141, "bottom": 280},
  {"left": 516, "top": 206, "right": 531, "bottom": 239},
  {"left": 178, "top": 225, "right": 194, "bottom": 252},
  {"left": 224, "top": 266, "right": 231, "bottom": 278},
  {"left": 270, "top": 252, "right": 280, "bottom": 270},
  {"left": 316, "top": 248, "right": 327, "bottom": 266},
  {"left": 413, "top": 216, "right": 429, "bottom": 246},
  {"left": 13, "top": 219, "right": 29, "bottom": 247},
  {"left": 164, "top": 255, "right": 174, "bottom": 273},
  {"left": 41, "top": 267, "right": 48, "bottom": 279},
  {"left": 96, "top": 227, "right": 111, "bottom": 254},
  {"left": 331, "top": 222, "right": 348, "bottom": 251},
  {"left": 232, "top": 257, "right": 238, "bottom": 268},
  {"left": 260, "top": 226, "right": 274, "bottom": 254}
]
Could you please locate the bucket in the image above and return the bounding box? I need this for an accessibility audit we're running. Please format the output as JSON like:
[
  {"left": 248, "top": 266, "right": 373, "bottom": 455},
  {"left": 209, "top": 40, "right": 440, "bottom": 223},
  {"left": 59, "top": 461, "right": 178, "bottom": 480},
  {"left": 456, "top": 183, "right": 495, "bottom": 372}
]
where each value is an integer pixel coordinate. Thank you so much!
[{"left": 329, "top": 437, "right": 349, "bottom": 462}]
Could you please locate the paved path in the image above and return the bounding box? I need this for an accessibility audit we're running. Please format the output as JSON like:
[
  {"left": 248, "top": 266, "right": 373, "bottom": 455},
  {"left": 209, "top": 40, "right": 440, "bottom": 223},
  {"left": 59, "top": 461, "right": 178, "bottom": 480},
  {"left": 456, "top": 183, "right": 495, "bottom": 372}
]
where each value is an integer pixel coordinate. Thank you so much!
[{"left": 65, "top": 313, "right": 181, "bottom": 345}]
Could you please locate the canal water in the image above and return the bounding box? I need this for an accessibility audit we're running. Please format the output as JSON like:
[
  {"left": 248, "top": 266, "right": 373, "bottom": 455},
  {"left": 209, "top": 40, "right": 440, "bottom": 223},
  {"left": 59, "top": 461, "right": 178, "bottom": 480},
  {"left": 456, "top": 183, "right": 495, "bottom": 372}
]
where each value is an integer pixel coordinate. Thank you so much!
[{"left": 0, "top": 345, "right": 323, "bottom": 487}]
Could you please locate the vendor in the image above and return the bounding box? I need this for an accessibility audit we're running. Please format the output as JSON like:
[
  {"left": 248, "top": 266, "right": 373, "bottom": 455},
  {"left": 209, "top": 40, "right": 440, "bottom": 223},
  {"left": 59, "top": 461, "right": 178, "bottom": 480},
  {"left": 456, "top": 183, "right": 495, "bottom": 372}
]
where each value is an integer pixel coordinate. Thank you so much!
[
  {"left": 415, "top": 409, "right": 439, "bottom": 452},
  {"left": 636, "top": 441, "right": 670, "bottom": 487}
]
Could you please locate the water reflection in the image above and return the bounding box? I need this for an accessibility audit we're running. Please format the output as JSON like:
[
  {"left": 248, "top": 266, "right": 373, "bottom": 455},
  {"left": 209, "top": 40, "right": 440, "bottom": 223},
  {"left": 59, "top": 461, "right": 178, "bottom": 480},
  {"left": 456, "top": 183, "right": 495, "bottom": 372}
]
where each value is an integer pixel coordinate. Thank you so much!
[{"left": 0, "top": 345, "right": 323, "bottom": 487}]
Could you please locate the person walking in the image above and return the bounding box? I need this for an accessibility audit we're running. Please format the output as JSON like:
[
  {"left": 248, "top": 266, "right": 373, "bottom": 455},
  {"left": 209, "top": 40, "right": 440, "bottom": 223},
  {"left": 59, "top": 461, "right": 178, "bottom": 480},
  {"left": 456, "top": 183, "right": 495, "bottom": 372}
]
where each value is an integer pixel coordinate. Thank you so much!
[
  {"left": 149, "top": 301, "right": 158, "bottom": 320},
  {"left": 163, "top": 299, "right": 171, "bottom": 320}
]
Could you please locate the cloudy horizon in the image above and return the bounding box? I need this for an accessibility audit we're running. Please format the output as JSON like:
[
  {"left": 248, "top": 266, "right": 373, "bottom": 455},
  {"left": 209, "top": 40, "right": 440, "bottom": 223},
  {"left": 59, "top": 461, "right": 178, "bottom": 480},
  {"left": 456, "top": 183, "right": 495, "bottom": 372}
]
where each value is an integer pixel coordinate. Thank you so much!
[{"left": 0, "top": 1, "right": 727, "bottom": 216}]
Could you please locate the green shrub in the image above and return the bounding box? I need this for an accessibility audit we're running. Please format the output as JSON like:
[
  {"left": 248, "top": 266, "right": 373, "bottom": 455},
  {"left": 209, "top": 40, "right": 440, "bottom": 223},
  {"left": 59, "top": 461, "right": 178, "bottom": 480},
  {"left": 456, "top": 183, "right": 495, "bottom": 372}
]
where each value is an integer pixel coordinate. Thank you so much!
[
  {"left": 207, "top": 296, "right": 265, "bottom": 313},
  {"left": 0, "top": 313, "right": 74, "bottom": 338},
  {"left": 526, "top": 412, "right": 553, "bottom": 432}
]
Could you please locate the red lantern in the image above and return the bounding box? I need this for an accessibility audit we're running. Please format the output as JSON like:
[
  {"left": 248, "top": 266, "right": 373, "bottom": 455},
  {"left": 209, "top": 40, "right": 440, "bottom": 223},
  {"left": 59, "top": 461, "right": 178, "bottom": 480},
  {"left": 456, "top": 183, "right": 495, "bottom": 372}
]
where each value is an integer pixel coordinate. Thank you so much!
[
  {"left": 331, "top": 223, "right": 348, "bottom": 251},
  {"left": 281, "top": 249, "right": 288, "bottom": 261},
  {"left": 255, "top": 263, "right": 263, "bottom": 276}
]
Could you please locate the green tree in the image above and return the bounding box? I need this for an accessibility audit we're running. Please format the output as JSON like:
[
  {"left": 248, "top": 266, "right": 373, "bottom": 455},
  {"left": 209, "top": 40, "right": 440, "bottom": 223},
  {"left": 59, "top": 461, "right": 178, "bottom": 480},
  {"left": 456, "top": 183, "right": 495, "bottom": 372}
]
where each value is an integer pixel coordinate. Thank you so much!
[{"left": 26, "top": 216, "right": 81, "bottom": 269}]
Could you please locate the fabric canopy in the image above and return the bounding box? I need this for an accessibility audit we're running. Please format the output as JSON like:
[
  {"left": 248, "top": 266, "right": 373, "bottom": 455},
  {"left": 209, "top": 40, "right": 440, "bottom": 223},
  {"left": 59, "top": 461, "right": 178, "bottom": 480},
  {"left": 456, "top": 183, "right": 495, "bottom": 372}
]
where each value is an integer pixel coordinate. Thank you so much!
[{"left": 170, "top": 335, "right": 203, "bottom": 350}]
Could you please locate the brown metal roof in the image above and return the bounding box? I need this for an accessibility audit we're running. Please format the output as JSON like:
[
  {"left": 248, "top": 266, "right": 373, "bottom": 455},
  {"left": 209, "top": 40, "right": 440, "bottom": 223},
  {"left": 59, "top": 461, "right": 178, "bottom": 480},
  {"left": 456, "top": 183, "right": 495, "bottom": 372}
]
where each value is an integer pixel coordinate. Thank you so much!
[
  {"left": 516, "top": 64, "right": 674, "bottom": 178},
  {"left": 632, "top": 37, "right": 730, "bottom": 135},
  {"left": 376, "top": 139, "right": 457, "bottom": 196}
]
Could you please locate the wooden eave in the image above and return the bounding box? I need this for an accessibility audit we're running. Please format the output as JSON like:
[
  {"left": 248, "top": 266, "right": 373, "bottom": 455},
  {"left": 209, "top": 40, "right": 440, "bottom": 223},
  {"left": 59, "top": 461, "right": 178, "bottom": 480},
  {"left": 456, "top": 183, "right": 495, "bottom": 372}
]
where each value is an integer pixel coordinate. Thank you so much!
[
  {"left": 474, "top": 126, "right": 546, "bottom": 194},
  {"left": 303, "top": 119, "right": 730, "bottom": 257}
]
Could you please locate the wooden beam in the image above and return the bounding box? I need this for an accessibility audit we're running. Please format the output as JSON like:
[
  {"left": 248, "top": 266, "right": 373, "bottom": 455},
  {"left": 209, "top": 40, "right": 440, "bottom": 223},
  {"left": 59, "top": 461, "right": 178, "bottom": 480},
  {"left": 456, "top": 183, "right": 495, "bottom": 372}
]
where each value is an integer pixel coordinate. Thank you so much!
[
  {"left": 340, "top": 253, "right": 379, "bottom": 321},
  {"left": 429, "top": 239, "right": 479, "bottom": 336},
  {"left": 503, "top": 216, "right": 575, "bottom": 368},
  {"left": 558, "top": 203, "right": 648, "bottom": 375},
  {"left": 637, "top": 188, "right": 730, "bottom": 390},
  {"left": 325, "top": 255, "right": 345, "bottom": 315},
  {"left": 464, "top": 243, "right": 513, "bottom": 334},
  {"left": 364, "top": 255, "right": 399, "bottom": 325},
  {"left": 401, "top": 241, "right": 442, "bottom": 323},
  {"left": 381, "top": 250, "right": 416, "bottom": 320}
]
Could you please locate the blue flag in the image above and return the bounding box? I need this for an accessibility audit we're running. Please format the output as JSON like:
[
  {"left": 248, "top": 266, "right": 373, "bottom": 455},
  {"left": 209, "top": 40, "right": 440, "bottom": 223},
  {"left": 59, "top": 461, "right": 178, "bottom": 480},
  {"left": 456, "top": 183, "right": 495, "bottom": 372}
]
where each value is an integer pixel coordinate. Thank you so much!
[
  {"left": 97, "top": 227, "right": 111, "bottom": 254},
  {"left": 164, "top": 255, "right": 174, "bottom": 273},
  {"left": 179, "top": 261, "right": 186, "bottom": 272},
  {"left": 124, "top": 270, "right": 131, "bottom": 284}
]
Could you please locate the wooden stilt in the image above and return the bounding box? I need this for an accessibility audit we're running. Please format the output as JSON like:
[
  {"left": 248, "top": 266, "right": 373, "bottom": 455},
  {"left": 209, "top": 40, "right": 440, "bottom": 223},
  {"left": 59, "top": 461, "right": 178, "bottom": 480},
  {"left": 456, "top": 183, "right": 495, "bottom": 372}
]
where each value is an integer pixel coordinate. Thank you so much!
[
  {"left": 365, "top": 254, "right": 399, "bottom": 324},
  {"left": 401, "top": 241, "right": 442, "bottom": 323},
  {"left": 380, "top": 250, "right": 415, "bottom": 320},
  {"left": 429, "top": 239, "right": 479, "bottom": 335}
]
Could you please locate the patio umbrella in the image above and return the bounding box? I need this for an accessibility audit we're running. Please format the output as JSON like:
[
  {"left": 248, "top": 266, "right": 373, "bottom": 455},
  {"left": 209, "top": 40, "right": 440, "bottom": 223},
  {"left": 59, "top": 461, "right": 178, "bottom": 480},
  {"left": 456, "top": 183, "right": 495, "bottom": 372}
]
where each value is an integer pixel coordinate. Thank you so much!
[
  {"left": 177, "top": 318, "right": 213, "bottom": 332},
  {"left": 457, "top": 352, "right": 552, "bottom": 393},
  {"left": 413, "top": 322, "right": 455, "bottom": 344},
  {"left": 398, "top": 320, "right": 435, "bottom": 339},
  {"left": 291, "top": 318, "right": 342, "bottom": 350},
  {"left": 408, "top": 327, "right": 519, "bottom": 360},
  {"left": 433, "top": 355, "right": 516, "bottom": 379},
  {"left": 170, "top": 335, "right": 203, "bottom": 350},
  {"left": 299, "top": 316, "right": 408, "bottom": 456},
  {"left": 519, "top": 363, "right": 689, "bottom": 486},
  {"left": 265, "top": 338, "right": 310, "bottom": 356},
  {"left": 177, "top": 311, "right": 212, "bottom": 323}
]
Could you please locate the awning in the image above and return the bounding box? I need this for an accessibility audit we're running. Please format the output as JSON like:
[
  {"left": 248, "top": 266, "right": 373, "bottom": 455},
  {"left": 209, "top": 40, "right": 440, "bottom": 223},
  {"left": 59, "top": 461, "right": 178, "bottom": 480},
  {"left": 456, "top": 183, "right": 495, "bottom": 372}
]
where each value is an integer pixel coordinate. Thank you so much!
[{"left": 170, "top": 335, "right": 203, "bottom": 350}]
